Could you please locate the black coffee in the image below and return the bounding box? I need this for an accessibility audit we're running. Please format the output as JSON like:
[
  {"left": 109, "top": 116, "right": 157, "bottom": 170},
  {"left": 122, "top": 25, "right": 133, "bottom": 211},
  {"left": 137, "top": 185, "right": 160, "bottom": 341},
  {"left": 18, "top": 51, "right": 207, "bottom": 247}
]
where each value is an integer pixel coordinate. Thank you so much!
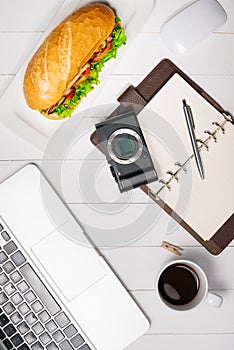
[{"left": 158, "top": 263, "right": 200, "bottom": 306}]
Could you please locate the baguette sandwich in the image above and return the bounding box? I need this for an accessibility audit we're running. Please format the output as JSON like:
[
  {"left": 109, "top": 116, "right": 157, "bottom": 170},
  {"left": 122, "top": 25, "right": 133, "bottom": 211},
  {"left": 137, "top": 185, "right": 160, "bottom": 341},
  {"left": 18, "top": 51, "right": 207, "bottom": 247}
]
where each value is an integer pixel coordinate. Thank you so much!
[{"left": 23, "top": 3, "right": 126, "bottom": 119}]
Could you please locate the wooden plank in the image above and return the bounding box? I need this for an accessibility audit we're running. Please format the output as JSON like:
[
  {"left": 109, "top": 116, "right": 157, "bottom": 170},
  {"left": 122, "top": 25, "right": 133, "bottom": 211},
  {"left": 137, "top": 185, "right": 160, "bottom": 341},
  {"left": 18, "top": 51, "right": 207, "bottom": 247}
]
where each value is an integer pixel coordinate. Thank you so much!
[
  {"left": 113, "top": 34, "right": 234, "bottom": 76},
  {"left": 69, "top": 202, "right": 198, "bottom": 247},
  {"left": 101, "top": 246, "right": 234, "bottom": 290},
  {"left": 41, "top": 159, "right": 148, "bottom": 203},
  {"left": 0, "top": 0, "right": 64, "bottom": 31},
  {"left": 86, "top": 74, "right": 234, "bottom": 114},
  {"left": 1, "top": 0, "right": 233, "bottom": 34},
  {"left": 0, "top": 74, "right": 232, "bottom": 140},
  {"left": 127, "top": 334, "right": 234, "bottom": 350},
  {"left": 70, "top": 202, "right": 234, "bottom": 248},
  {"left": 0, "top": 162, "right": 233, "bottom": 248},
  {"left": 132, "top": 290, "right": 234, "bottom": 334},
  {"left": 0, "top": 33, "right": 234, "bottom": 75}
]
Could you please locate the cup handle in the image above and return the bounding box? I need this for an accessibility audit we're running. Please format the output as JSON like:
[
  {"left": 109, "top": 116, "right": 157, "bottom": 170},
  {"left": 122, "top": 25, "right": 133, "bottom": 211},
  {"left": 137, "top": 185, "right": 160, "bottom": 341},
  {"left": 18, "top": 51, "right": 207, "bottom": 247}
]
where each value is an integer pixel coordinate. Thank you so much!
[{"left": 204, "top": 291, "right": 223, "bottom": 308}]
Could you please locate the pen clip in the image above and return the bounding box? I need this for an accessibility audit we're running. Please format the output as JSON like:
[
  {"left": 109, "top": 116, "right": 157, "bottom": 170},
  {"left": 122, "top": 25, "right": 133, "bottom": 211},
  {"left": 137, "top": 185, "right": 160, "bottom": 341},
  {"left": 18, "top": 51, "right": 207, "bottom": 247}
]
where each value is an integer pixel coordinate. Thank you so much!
[
  {"left": 183, "top": 99, "right": 195, "bottom": 129},
  {"left": 188, "top": 104, "right": 195, "bottom": 129}
]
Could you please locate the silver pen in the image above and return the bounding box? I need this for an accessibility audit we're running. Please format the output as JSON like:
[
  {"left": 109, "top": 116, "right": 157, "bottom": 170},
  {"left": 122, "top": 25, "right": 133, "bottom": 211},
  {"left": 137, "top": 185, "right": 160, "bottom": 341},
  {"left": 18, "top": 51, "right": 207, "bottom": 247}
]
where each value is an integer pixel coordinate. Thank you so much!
[{"left": 182, "top": 99, "right": 205, "bottom": 180}]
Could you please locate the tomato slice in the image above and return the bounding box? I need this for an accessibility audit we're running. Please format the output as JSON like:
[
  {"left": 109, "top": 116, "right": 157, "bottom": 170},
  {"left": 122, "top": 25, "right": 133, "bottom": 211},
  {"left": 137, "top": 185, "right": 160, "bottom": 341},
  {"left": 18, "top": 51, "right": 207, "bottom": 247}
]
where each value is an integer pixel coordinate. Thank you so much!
[
  {"left": 64, "top": 89, "right": 75, "bottom": 102},
  {"left": 92, "top": 41, "right": 112, "bottom": 62},
  {"left": 46, "top": 96, "right": 66, "bottom": 114},
  {"left": 72, "top": 66, "right": 91, "bottom": 87}
]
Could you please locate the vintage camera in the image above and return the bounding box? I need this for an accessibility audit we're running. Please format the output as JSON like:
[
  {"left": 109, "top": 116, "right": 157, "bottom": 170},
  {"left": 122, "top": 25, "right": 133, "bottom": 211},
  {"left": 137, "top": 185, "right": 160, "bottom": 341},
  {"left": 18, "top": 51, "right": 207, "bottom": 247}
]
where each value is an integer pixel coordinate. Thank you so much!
[{"left": 95, "top": 109, "right": 158, "bottom": 192}]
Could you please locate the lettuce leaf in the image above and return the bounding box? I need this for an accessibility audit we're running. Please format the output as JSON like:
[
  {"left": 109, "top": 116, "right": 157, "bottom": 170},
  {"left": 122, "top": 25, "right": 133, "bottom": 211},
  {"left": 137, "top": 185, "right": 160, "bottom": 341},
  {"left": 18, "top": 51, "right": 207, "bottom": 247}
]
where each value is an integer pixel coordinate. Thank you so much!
[{"left": 50, "top": 19, "right": 127, "bottom": 118}]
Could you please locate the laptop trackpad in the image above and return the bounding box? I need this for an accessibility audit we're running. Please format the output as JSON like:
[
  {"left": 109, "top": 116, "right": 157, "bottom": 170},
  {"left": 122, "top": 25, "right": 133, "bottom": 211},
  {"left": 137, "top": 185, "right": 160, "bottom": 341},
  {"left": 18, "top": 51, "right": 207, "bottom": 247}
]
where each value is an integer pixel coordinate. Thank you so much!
[{"left": 32, "top": 227, "right": 106, "bottom": 301}]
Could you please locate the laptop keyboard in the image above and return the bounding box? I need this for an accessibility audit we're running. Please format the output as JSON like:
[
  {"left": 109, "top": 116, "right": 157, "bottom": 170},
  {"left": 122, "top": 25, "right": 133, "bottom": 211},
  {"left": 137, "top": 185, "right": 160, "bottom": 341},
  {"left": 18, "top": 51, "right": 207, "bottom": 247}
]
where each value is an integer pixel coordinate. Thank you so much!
[{"left": 0, "top": 223, "right": 92, "bottom": 350}]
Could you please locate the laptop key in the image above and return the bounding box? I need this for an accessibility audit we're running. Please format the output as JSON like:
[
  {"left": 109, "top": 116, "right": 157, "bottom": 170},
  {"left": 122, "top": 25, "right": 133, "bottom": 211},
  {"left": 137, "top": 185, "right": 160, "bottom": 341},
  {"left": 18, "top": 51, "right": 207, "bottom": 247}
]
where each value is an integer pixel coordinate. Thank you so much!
[
  {"left": 79, "top": 345, "right": 92, "bottom": 350},
  {"left": 0, "top": 313, "right": 9, "bottom": 327},
  {"left": 3, "top": 301, "right": 16, "bottom": 315},
  {"left": 1, "top": 231, "right": 10, "bottom": 242},
  {"left": 17, "top": 280, "right": 29, "bottom": 293},
  {"left": 18, "top": 344, "right": 30, "bottom": 350},
  {"left": 17, "top": 321, "right": 30, "bottom": 335},
  {"left": 20, "top": 263, "right": 61, "bottom": 316},
  {"left": 11, "top": 333, "right": 23, "bottom": 346},
  {"left": 38, "top": 310, "right": 50, "bottom": 323},
  {"left": 47, "top": 342, "right": 59, "bottom": 350},
  {"left": 71, "top": 334, "right": 85, "bottom": 348},
  {"left": 10, "top": 271, "right": 22, "bottom": 283},
  {"left": 4, "top": 283, "right": 16, "bottom": 296},
  {"left": 25, "top": 311, "right": 37, "bottom": 325},
  {"left": 45, "top": 319, "right": 57, "bottom": 333},
  {"left": 32, "top": 341, "right": 44, "bottom": 350},
  {"left": 0, "top": 291, "right": 8, "bottom": 305},
  {"left": 52, "top": 330, "right": 64, "bottom": 343},
  {"left": 3, "top": 261, "right": 15, "bottom": 274},
  {"left": 3, "top": 338, "right": 13, "bottom": 349},
  {"left": 11, "top": 292, "right": 23, "bottom": 305},
  {"left": 59, "top": 340, "right": 73, "bottom": 350},
  {"left": 3, "top": 241, "right": 17, "bottom": 255},
  {"left": 32, "top": 322, "right": 44, "bottom": 335},
  {"left": 31, "top": 300, "right": 43, "bottom": 313},
  {"left": 3, "top": 323, "right": 16, "bottom": 336},
  {"left": 39, "top": 332, "right": 52, "bottom": 345},
  {"left": 64, "top": 324, "right": 77, "bottom": 338},
  {"left": 0, "top": 272, "right": 9, "bottom": 286},
  {"left": 18, "top": 302, "right": 30, "bottom": 315},
  {"left": 0, "top": 251, "right": 8, "bottom": 264},
  {"left": 11, "top": 251, "right": 26, "bottom": 267},
  {"left": 2, "top": 236, "right": 12, "bottom": 248},
  {"left": 24, "top": 290, "right": 36, "bottom": 303},
  {"left": 24, "top": 331, "right": 37, "bottom": 345},
  {"left": 10, "top": 311, "right": 22, "bottom": 324},
  {"left": 0, "top": 329, "right": 5, "bottom": 340},
  {"left": 55, "top": 312, "right": 70, "bottom": 328}
]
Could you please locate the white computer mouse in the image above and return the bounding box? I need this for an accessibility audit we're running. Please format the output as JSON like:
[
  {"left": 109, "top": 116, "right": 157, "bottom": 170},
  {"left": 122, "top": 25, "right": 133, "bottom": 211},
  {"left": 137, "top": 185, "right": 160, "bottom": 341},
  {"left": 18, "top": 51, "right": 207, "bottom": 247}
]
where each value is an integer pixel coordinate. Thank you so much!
[{"left": 160, "top": 0, "right": 227, "bottom": 53}]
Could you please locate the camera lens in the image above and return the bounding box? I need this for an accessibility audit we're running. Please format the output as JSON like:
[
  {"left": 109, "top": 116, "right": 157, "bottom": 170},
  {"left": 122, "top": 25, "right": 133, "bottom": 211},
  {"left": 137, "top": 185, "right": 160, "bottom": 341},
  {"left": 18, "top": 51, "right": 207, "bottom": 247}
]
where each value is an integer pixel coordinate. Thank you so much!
[
  {"left": 112, "top": 133, "right": 138, "bottom": 160},
  {"left": 107, "top": 128, "right": 143, "bottom": 165}
]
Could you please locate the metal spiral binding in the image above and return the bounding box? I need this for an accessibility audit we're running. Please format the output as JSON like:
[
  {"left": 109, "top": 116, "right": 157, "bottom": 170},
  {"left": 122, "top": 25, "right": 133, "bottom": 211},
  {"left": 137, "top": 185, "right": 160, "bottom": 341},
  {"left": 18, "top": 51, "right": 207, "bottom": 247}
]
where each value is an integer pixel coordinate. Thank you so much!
[
  {"left": 174, "top": 162, "right": 188, "bottom": 174},
  {"left": 212, "top": 121, "right": 225, "bottom": 134},
  {"left": 159, "top": 179, "right": 171, "bottom": 191},
  {"left": 202, "top": 111, "right": 233, "bottom": 147},
  {"left": 196, "top": 139, "right": 209, "bottom": 151},
  {"left": 147, "top": 111, "right": 233, "bottom": 202},
  {"left": 152, "top": 157, "right": 193, "bottom": 199},
  {"left": 204, "top": 130, "right": 217, "bottom": 142},
  {"left": 166, "top": 170, "right": 179, "bottom": 182}
]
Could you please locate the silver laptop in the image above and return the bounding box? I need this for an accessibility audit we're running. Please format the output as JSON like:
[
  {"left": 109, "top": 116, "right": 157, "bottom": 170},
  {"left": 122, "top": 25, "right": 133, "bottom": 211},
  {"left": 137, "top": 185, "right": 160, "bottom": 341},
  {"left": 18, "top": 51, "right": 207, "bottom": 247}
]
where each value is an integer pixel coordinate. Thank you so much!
[{"left": 0, "top": 164, "right": 149, "bottom": 350}]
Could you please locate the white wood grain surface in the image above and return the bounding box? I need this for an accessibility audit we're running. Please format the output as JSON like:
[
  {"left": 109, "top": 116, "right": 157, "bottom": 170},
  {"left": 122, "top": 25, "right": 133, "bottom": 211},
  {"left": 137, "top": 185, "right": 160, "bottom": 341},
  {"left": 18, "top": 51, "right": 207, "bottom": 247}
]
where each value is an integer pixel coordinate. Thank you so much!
[{"left": 0, "top": 0, "right": 234, "bottom": 349}]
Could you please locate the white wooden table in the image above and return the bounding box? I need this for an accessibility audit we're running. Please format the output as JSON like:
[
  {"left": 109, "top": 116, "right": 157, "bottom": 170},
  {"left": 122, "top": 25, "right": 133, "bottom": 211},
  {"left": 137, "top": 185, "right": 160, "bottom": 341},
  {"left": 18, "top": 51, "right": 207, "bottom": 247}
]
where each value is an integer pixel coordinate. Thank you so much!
[{"left": 0, "top": 0, "right": 234, "bottom": 349}]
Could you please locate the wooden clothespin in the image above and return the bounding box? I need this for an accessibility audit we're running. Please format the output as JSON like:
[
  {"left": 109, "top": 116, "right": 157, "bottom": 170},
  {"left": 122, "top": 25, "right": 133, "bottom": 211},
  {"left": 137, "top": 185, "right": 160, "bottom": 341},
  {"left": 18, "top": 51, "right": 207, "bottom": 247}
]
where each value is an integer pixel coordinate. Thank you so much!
[{"left": 161, "top": 241, "right": 184, "bottom": 256}]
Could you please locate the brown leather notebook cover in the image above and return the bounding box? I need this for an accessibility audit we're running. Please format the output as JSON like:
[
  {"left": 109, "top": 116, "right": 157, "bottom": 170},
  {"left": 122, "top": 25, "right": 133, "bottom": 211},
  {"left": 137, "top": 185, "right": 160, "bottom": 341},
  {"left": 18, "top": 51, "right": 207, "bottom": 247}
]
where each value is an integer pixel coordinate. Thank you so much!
[{"left": 90, "top": 59, "right": 234, "bottom": 255}]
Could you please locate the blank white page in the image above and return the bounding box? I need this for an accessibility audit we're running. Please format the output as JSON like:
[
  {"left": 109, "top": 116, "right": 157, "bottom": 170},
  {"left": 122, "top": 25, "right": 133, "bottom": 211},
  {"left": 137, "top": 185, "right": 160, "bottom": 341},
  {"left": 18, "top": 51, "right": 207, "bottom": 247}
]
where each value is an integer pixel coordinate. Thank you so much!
[{"left": 138, "top": 73, "right": 234, "bottom": 240}]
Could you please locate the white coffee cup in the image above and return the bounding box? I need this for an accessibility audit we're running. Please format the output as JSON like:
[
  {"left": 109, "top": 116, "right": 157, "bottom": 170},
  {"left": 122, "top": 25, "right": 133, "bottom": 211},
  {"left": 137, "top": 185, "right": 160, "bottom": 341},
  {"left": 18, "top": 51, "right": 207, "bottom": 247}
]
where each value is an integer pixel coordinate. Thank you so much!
[{"left": 156, "top": 259, "right": 223, "bottom": 311}]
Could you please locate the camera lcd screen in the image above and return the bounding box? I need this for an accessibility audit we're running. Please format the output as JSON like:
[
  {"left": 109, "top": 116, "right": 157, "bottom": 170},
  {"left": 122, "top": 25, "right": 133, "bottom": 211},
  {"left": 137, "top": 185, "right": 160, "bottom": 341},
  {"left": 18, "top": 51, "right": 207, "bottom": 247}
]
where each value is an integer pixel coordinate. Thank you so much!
[{"left": 117, "top": 137, "right": 133, "bottom": 156}]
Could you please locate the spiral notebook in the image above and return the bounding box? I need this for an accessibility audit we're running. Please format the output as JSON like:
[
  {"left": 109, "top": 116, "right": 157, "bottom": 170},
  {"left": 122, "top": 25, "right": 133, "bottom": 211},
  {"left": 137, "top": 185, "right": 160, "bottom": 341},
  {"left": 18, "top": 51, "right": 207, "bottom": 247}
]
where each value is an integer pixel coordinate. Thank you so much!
[{"left": 91, "top": 59, "right": 234, "bottom": 254}]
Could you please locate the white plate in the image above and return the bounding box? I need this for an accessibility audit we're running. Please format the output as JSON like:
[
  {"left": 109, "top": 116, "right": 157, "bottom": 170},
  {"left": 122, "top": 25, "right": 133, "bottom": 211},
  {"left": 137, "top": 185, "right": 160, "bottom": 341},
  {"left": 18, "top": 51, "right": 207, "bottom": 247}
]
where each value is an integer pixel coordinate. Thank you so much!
[{"left": 0, "top": 0, "right": 155, "bottom": 152}]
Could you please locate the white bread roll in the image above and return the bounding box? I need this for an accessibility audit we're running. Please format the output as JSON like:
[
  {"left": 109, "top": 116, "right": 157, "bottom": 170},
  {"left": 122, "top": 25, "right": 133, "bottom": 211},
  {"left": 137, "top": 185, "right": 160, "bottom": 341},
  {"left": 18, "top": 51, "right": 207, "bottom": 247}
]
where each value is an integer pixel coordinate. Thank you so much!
[{"left": 23, "top": 3, "right": 115, "bottom": 114}]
